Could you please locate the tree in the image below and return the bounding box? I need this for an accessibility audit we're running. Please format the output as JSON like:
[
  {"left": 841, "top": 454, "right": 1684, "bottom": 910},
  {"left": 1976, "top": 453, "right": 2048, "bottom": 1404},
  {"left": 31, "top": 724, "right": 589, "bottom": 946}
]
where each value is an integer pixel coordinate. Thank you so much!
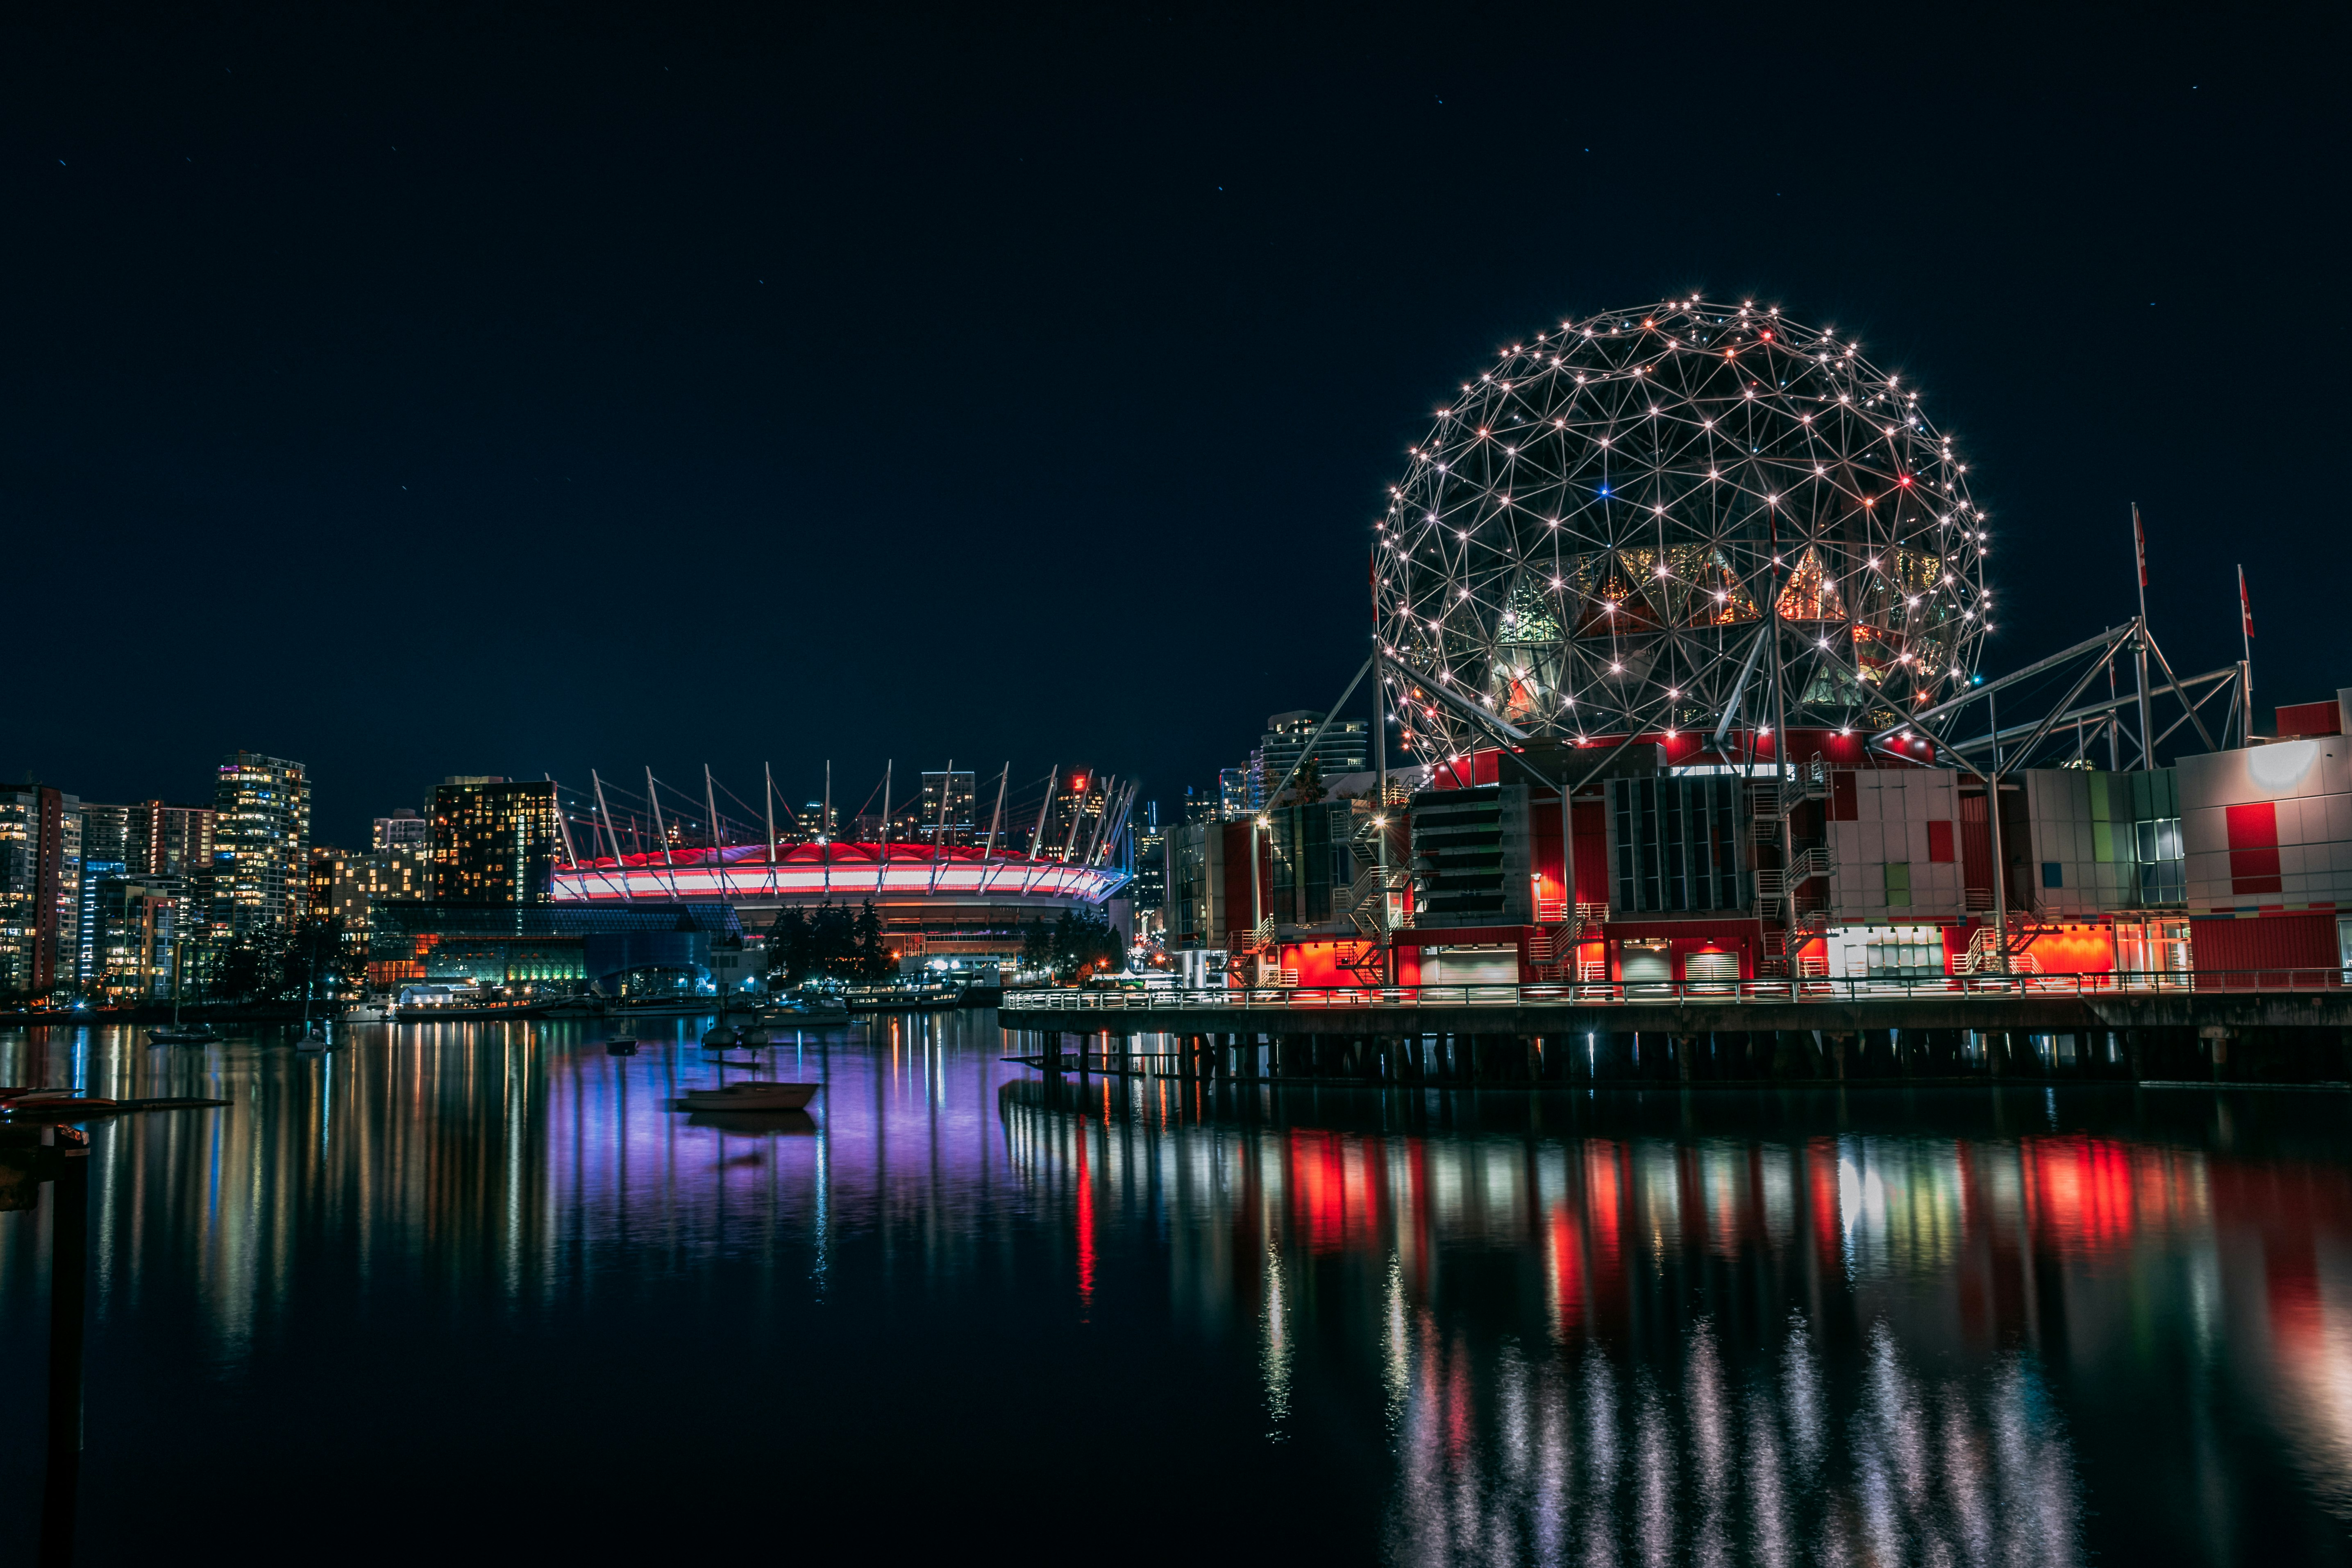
[
  {"left": 810, "top": 903, "right": 858, "bottom": 978},
  {"left": 1280, "top": 756, "right": 1327, "bottom": 807},
  {"left": 768, "top": 907, "right": 812, "bottom": 985},
  {"left": 854, "top": 900, "right": 892, "bottom": 981},
  {"left": 211, "top": 937, "right": 271, "bottom": 1001},
  {"left": 1036, "top": 908, "right": 1126, "bottom": 980}
]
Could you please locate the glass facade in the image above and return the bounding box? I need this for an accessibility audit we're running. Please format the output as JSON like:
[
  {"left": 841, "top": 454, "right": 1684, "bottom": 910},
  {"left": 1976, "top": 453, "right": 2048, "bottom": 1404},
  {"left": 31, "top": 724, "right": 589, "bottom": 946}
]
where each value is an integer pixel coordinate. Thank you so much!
[
  {"left": 429, "top": 779, "right": 559, "bottom": 905},
  {"left": 0, "top": 787, "right": 81, "bottom": 995},
  {"left": 209, "top": 752, "right": 310, "bottom": 941},
  {"left": 2136, "top": 818, "right": 2186, "bottom": 905}
]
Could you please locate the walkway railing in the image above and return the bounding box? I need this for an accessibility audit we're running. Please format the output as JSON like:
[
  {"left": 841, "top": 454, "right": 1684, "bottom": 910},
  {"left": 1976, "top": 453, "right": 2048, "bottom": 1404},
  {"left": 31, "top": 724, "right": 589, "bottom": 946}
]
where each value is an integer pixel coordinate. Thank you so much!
[{"left": 1000, "top": 969, "right": 2351, "bottom": 1013}]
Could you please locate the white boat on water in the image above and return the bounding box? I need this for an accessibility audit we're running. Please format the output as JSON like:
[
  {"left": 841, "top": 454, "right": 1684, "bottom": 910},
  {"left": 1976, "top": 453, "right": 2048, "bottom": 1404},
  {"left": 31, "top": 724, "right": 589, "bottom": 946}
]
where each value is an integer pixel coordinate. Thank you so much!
[{"left": 680, "top": 1081, "right": 819, "bottom": 1112}]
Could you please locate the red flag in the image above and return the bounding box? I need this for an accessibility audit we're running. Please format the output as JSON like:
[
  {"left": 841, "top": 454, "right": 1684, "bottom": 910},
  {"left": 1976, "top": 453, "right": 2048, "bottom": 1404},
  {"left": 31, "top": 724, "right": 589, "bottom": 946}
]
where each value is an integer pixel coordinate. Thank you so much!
[
  {"left": 2132, "top": 504, "right": 2148, "bottom": 588},
  {"left": 2239, "top": 564, "right": 2254, "bottom": 639}
]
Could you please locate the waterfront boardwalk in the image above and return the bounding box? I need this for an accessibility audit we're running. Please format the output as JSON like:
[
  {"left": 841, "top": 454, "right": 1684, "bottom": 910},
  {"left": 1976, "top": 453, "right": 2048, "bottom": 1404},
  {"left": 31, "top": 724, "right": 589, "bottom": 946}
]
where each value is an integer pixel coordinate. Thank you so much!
[{"left": 1000, "top": 972, "right": 2352, "bottom": 1084}]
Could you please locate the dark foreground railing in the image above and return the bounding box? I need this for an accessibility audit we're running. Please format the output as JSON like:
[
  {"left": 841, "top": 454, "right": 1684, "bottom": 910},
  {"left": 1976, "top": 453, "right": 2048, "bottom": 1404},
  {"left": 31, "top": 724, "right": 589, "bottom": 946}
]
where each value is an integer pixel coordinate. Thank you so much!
[{"left": 1001, "top": 969, "right": 2351, "bottom": 1013}]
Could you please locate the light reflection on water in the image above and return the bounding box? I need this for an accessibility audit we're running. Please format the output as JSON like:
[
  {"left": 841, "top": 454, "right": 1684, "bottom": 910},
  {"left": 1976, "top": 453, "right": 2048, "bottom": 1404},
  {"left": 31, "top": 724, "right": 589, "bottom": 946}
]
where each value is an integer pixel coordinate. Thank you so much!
[{"left": 2, "top": 1014, "right": 2351, "bottom": 1563}]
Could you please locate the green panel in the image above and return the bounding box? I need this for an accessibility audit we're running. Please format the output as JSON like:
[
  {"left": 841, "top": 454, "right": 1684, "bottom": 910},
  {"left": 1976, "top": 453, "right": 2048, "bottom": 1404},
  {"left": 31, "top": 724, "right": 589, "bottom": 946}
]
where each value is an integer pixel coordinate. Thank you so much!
[
  {"left": 1884, "top": 862, "right": 1912, "bottom": 901},
  {"left": 2092, "top": 821, "right": 2116, "bottom": 863},
  {"left": 2089, "top": 776, "right": 2114, "bottom": 822}
]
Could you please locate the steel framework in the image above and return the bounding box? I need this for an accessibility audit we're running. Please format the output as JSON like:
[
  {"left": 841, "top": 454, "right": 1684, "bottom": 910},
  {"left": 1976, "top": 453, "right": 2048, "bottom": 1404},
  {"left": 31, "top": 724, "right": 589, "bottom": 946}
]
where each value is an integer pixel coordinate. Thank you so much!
[{"left": 1376, "top": 297, "right": 1992, "bottom": 758}]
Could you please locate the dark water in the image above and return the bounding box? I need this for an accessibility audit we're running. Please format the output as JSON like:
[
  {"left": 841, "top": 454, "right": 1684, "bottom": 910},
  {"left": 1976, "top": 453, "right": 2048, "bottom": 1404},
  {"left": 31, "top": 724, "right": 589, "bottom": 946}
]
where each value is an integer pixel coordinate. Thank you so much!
[{"left": 4, "top": 1014, "right": 2352, "bottom": 1565}]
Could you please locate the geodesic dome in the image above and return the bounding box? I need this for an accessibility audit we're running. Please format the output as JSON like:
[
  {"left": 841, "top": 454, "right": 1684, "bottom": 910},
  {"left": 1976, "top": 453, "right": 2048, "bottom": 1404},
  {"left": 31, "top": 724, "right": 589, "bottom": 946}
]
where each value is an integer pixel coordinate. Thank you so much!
[{"left": 1374, "top": 297, "right": 1992, "bottom": 761}]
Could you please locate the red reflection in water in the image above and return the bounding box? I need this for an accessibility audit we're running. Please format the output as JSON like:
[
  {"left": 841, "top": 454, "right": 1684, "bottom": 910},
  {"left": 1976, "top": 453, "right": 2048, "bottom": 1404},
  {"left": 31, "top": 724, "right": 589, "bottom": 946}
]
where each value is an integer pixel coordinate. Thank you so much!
[
  {"left": 1075, "top": 1116, "right": 1095, "bottom": 1316},
  {"left": 1289, "top": 1129, "right": 1375, "bottom": 1255},
  {"left": 2022, "top": 1136, "right": 2139, "bottom": 1251}
]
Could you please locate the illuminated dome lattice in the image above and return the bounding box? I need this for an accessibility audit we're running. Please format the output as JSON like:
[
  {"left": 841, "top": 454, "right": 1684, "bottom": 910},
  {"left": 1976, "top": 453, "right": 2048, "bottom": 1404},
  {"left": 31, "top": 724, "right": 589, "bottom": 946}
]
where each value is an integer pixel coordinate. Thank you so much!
[{"left": 1375, "top": 297, "right": 1992, "bottom": 759}]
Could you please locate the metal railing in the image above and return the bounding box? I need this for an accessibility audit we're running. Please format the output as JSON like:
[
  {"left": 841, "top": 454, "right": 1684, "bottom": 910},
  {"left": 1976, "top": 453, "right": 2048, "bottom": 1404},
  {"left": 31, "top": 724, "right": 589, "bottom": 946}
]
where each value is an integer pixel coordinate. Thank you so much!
[{"left": 1000, "top": 968, "right": 2352, "bottom": 1013}]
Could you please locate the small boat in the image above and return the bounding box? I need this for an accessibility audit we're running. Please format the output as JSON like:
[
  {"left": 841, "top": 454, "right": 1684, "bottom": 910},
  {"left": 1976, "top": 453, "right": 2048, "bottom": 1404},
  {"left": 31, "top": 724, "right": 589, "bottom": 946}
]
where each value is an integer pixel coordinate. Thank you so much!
[
  {"left": 605, "top": 1037, "right": 639, "bottom": 1056},
  {"left": 735, "top": 1025, "right": 771, "bottom": 1046},
  {"left": 701, "top": 1024, "right": 740, "bottom": 1046},
  {"left": 679, "top": 1081, "right": 819, "bottom": 1112},
  {"left": 295, "top": 1028, "right": 331, "bottom": 1051},
  {"left": 687, "top": 1108, "right": 819, "bottom": 1135},
  {"left": 150, "top": 964, "right": 216, "bottom": 1044}
]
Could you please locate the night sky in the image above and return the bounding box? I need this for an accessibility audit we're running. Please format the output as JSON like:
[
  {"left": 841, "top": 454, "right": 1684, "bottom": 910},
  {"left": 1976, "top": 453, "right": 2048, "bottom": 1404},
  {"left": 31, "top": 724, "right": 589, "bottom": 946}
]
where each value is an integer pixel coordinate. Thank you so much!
[{"left": 7, "top": 4, "right": 2345, "bottom": 845}]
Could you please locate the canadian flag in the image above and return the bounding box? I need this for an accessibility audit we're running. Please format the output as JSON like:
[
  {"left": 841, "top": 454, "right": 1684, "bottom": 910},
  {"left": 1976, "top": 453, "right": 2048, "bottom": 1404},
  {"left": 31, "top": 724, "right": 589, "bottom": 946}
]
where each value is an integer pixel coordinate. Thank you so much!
[{"left": 2239, "top": 564, "right": 2254, "bottom": 640}]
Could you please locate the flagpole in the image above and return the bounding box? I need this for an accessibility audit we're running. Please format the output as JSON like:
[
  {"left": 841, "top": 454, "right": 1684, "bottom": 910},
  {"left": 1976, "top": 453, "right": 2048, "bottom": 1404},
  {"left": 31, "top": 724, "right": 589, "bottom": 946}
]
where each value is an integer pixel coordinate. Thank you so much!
[
  {"left": 2132, "top": 504, "right": 2154, "bottom": 768},
  {"left": 2238, "top": 563, "right": 2255, "bottom": 746}
]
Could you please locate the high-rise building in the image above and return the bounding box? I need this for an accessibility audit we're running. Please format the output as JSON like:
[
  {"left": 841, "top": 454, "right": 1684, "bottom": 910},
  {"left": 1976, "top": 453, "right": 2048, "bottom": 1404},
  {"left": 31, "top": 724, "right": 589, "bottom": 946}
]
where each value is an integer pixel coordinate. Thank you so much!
[
  {"left": 1038, "top": 771, "right": 1112, "bottom": 862},
  {"left": 361, "top": 845, "right": 428, "bottom": 907},
  {"left": 85, "top": 801, "right": 214, "bottom": 880},
  {"left": 429, "top": 779, "right": 559, "bottom": 905},
  {"left": 89, "top": 876, "right": 180, "bottom": 1002},
  {"left": 1252, "top": 710, "right": 1369, "bottom": 805},
  {"left": 82, "top": 803, "right": 132, "bottom": 869},
  {"left": 209, "top": 753, "right": 311, "bottom": 940},
  {"left": 0, "top": 786, "right": 83, "bottom": 996},
  {"left": 78, "top": 859, "right": 127, "bottom": 983},
  {"left": 372, "top": 808, "right": 428, "bottom": 852},
  {"left": 919, "top": 770, "right": 977, "bottom": 845},
  {"left": 1132, "top": 801, "right": 1167, "bottom": 942},
  {"left": 1217, "top": 767, "right": 1252, "bottom": 821}
]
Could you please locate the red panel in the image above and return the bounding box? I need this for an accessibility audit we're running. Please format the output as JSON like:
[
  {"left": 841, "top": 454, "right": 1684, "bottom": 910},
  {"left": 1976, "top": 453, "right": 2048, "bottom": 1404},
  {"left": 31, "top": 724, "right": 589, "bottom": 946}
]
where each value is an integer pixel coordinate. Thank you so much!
[
  {"left": 1432, "top": 749, "right": 1503, "bottom": 790},
  {"left": 1960, "top": 791, "right": 1992, "bottom": 901},
  {"left": 2189, "top": 912, "right": 2336, "bottom": 974},
  {"left": 2017, "top": 927, "right": 2116, "bottom": 974},
  {"left": 1573, "top": 799, "right": 1608, "bottom": 906},
  {"left": 2227, "top": 802, "right": 2280, "bottom": 848},
  {"left": 1926, "top": 820, "right": 1955, "bottom": 862},
  {"left": 1831, "top": 771, "right": 1857, "bottom": 821},
  {"left": 2277, "top": 701, "right": 2343, "bottom": 738},
  {"left": 2226, "top": 802, "right": 2283, "bottom": 894}
]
